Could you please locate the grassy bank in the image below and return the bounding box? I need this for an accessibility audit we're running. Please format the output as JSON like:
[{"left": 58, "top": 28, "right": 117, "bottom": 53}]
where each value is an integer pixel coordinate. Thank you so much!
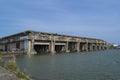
[{"left": 0, "top": 52, "right": 30, "bottom": 80}]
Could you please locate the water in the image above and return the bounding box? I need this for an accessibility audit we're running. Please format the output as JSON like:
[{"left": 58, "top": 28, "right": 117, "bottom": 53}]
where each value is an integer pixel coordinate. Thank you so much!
[{"left": 16, "top": 49, "right": 120, "bottom": 80}]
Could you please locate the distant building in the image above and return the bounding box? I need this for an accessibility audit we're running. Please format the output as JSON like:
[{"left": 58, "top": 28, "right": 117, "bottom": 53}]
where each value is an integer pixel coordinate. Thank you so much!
[
  {"left": 113, "top": 44, "right": 118, "bottom": 47},
  {"left": 117, "top": 45, "right": 120, "bottom": 49}
]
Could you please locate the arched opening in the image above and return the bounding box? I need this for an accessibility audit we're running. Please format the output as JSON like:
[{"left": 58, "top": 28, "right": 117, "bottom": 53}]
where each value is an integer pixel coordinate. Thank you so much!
[
  {"left": 55, "top": 45, "right": 65, "bottom": 53},
  {"left": 68, "top": 42, "right": 77, "bottom": 52},
  {"left": 34, "top": 45, "right": 49, "bottom": 54},
  {"left": 80, "top": 43, "right": 86, "bottom": 52}
]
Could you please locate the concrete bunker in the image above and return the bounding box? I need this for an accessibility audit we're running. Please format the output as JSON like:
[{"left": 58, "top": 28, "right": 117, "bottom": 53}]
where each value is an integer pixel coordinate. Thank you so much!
[{"left": 0, "top": 30, "right": 107, "bottom": 54}]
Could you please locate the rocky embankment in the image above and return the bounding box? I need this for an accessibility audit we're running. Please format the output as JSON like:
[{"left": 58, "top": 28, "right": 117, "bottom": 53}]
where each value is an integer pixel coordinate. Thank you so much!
[{"left": 0, "top": 66, "right": 19, "bottom": 80}]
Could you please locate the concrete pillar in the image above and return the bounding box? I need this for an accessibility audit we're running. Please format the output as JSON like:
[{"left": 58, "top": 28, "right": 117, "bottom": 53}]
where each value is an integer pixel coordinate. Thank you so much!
[
  {"left": 88, "top": 43, "right": 93, "bottom": 51},
  {"left": 65, "top": 41, "right": 70, "bottom": 53},
  {"left": 95, "top": 44, "right": 98, "bottom": 51},
  {"left": 77, "top": 42, "right": 80, "bottom": 52},
  {"left": 84, "top": 39, "right": 88, "bottom": 51},
  {"left": 27, "top": 40, "right": 31, "bottom": 54},
  {"left": 93, "top": 43, "right": 98, "bottom": 51},
  {"left": 97, "top": 44, "right": 101, "bottom": 50},
  {"left": 97, "top": 44, "right": 100, "bottom": 50},
  {"left": 80, "top": 43, "right": 85, "bottom": 52},
  {"left": 50, "top": 41, "right": 55, "bottom": 54},
  {"left": 27, "top": 39, "right": 37, "bottom": 54},
  {"left": 85, "top": 43, "right": 88, "bottom": 51},
  {"left": 61, "top": 45, "right": 64, "bottom": 52},
  {"left": 81, "top": 43, "right": 85, "bottom": 51},
  {"left": 31, "top": 39, "right": 34, "bottom": 51},
  {"left": 99, "top": 44, "right": 102, "bottom": 50},
  {"left": 90, "top": 44, "right": 93, "bottom": 51}
]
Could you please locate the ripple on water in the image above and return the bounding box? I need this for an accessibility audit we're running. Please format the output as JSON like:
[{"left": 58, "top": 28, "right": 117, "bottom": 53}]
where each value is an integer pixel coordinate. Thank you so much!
[{"left": 16, "top": 50, "right": 120, "bottom": 80}]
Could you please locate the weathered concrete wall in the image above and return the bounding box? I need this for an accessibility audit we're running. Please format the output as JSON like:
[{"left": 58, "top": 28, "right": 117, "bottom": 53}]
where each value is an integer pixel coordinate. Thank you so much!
[
  {"left": 27, "top": 31, "right": 107, "bottom": 54},
  {"left": 0, "top": 44, "right": 4, "bottom": 51},
  {"left": 9, "top": 43, "right": 16, "bottom": 51},
  {"left": 0, "top": 30, "right": 107, "bottom": 54},
  {"left": 20, "top": 41, "right": 24, "bottom": 50}
]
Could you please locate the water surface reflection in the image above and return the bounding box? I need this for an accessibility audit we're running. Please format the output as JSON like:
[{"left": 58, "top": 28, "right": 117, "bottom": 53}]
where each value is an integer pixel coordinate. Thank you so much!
[{"left": 16, "top": 50, "right": 120, "bottom": 80}]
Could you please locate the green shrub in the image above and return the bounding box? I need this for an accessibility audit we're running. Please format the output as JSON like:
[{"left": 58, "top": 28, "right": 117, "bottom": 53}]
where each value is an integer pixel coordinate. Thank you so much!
[
  {"left": 0, "top": 57, "right": 30, "bottom": 80},
  {"left": 16, "top": 72, "right": 29, "bottom": 80},
  {"left": 4, "top": 60, "right": 19, "bottom": 72}
]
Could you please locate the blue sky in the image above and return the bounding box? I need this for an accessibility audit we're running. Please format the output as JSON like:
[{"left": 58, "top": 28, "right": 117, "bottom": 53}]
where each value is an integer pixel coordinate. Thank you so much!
[{"left": 0, "top": 0, "right": 120, "bottom": 44}]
